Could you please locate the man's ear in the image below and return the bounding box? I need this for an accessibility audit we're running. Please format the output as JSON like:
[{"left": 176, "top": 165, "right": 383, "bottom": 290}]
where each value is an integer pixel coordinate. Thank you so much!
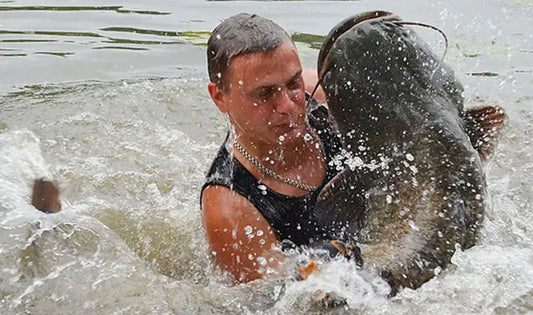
[{"left": 208, "top": 82, "right": 229, "bottom": 113}]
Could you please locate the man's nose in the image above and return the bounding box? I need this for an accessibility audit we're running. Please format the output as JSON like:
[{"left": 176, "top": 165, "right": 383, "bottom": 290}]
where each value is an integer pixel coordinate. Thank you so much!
[{"left": 274, "top": 87, "right": 297, "bottom": 114}]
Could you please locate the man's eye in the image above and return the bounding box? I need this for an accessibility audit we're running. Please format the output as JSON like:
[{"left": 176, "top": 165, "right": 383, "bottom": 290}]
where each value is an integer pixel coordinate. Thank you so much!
[
  {"left": 287, "top": 78, "right": 301, "bottom": 90},
  {"left": 258, "top": 89, "right": 274, "bottom": 99}
]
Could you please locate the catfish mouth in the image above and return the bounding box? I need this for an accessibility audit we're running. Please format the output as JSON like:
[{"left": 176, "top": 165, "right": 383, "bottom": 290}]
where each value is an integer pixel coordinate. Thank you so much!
[{"left": 317, "top": 11, "right": 400, "bottom": 78}]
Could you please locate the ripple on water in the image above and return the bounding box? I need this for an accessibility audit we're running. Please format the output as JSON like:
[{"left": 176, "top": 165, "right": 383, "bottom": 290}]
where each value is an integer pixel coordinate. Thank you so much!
[{"left": 0, "top": 55, "right": 532, "bottom": 314}]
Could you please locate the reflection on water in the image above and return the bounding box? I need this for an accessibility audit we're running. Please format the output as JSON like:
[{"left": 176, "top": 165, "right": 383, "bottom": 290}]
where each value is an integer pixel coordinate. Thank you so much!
[
  {"left": 1, "top": 0, "right": 530, "bottom": 95},
  {"left": 0, "top": 5, "right": 170, "bottom": 15},
  {"left": 0, "top": 0, "right": 532, "bottom": 313},
  {"left": 0, "top": 29, "right": 189, "bottom": 51},
  {"left": 467, "top": 72, "right": 499, "bottom": 77}
]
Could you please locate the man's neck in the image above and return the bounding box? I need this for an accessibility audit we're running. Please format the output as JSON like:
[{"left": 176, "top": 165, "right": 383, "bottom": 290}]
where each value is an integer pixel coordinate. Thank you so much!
[{"left": 232, "top": 130, "right": 321, "bottom": 172}]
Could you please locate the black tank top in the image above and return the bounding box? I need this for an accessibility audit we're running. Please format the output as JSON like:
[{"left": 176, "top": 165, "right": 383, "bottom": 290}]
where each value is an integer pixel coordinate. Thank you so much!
[{"left": 201, "top": 97, "right": 343, "bottom": 246}]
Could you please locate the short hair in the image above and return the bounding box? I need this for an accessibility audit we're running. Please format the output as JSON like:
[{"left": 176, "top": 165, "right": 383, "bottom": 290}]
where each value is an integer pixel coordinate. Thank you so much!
[{"left": 207, "top": 13, "right": 292, "bottom": 90}]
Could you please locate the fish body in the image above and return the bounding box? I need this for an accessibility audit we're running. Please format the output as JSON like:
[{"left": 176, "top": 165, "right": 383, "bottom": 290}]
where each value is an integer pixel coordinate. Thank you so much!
[{"left": 314, "top": 11, "right": 505, "bottom": 290}]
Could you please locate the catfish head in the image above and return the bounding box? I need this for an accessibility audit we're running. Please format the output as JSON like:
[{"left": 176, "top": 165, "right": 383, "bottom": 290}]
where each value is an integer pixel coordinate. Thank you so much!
[{"left": 317, "top": 11, "right": 465, "bottom": 159}]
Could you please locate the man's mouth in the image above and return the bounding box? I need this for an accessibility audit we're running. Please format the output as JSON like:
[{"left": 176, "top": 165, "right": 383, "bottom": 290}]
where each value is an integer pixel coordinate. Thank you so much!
[{"left": 275, "top": 121, "right": 297, "bottom": 129}]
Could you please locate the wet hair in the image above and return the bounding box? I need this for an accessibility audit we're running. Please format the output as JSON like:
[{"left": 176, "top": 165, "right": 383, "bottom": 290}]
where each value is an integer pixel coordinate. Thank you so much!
[{"left": 207, "top": 13, "right": 292, "bottom": 90}]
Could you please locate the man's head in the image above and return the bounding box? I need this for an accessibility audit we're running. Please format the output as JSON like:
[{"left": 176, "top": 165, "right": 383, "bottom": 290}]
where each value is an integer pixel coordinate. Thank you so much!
[
  {"left": 207, "top": 14, "right": 306, "bottom": 148},
  {"left": 207, "top": 13, "right": 292, "bottom": 90}
]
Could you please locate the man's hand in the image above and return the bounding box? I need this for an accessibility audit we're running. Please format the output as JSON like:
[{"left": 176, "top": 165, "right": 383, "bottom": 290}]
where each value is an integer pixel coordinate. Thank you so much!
[
  {"left": 295, "top": 239, "right": 363, "bottom": 280},
  {"left": 312, "top": 239, "right": 363, "bottom": 267}
]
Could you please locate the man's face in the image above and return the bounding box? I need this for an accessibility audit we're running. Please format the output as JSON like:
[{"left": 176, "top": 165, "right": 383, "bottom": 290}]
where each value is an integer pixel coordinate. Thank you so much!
[{"left": 222, "top": 40, "right": 306, "bottom": 146}]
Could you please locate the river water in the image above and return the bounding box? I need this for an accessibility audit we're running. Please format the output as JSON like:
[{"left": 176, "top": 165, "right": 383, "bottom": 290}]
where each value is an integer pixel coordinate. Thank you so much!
[{"left": 0, "top": 0, "right": 531, "bottom": 313}]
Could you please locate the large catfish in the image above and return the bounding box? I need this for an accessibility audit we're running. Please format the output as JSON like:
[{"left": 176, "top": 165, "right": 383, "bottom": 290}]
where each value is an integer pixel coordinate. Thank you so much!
[{"left": 313, "top": 11, "right": 506, "bottom": 292}]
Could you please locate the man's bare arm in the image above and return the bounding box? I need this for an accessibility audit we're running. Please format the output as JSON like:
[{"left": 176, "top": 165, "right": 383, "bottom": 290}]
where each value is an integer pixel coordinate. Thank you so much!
[{"left": 202, "top": 185, "right": 284, "bottom": 283}]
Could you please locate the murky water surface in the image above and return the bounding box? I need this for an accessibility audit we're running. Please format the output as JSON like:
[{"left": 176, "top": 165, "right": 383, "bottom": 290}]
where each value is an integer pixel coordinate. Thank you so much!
[{"left": 0, "top": 0, "right": 532, "bottom": 313}]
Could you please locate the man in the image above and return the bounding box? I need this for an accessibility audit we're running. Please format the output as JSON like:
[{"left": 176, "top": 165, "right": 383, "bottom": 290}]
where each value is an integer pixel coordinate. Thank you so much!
[{"left": 201, "top": 13, "right": 348, "bottom": 283}]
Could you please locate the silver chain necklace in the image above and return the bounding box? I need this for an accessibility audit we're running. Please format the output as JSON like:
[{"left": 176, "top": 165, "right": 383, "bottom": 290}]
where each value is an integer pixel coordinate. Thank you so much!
[{"left": 231, "top": 139, "right": 319, "bottom": 192}]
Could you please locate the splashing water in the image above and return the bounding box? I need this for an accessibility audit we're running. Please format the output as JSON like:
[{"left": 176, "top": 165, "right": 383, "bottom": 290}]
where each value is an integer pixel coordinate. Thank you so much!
[
  {"left": 0, "top": 0, "right": 532, "bottom": 313},
  {"left": 0, "top": 74, "right": 531, "bottom": 313}
]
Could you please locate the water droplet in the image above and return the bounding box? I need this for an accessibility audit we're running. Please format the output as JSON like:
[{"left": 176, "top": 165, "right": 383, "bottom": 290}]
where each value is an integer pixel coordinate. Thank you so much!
[
  {"left": 406, "top": 153, "right": 414, "bottom": 161},
  {"left": 216, "top": 72, "right": 221, "bottom": 78},
  {"left": 408, "top": 219, "right": 419, "bottom": 231},
  {"left": 257, "top": 230, "right": 264, "bottom": 236},
  {"left": 257, "top": 184, "right": 267, "bottom": 191},
  {"left": 303, "top": 133, "right": 312, "bottom": 141},
  {"left": 257, "top": 256, "right": 267, "bottom": 266},
  {"left": 244, "top": 225, "right": 253, "bottom": 235},
  {"left": 386, "top": 195, "right": 392, "bottom": 204},
  {"left": 216, "top": 34, "right": 221, "bottom": 40},
  {"left": 238, "top": 80, "right": 244, "bottom": 86},
  {"left": 279, "top": 135, "right": 285, "bottom": 142}
]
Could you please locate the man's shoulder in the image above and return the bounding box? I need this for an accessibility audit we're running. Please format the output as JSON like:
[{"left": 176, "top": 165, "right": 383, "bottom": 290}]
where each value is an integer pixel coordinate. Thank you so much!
[
  {"left": 204, "top": 138, "right": 234, "bottom": 183},
  {"left": 201, "top": 138, "right": 257, "bottom": 209},
  {"left": 201, "top": 184, "right": 262, "bottom": 227}
]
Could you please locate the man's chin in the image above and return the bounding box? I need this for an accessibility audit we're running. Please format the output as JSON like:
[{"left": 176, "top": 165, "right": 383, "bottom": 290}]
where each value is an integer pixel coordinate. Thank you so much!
[{"left": 278, "top": 126, "right": 306, "bottom": 143}]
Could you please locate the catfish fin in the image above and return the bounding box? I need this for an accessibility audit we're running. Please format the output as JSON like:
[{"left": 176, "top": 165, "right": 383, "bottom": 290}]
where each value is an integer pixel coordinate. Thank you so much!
[
  {"left": 462, "top": 105, "right": 507, "bottom": 160},
  {"left": 315, "top": 168, "right": 366, "bottom": 237}
]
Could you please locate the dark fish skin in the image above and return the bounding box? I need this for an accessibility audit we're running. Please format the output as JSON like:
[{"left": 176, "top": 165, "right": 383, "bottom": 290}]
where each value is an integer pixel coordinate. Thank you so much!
[{"left": 314, "top": 12, "right": 487, "bottom": 290}]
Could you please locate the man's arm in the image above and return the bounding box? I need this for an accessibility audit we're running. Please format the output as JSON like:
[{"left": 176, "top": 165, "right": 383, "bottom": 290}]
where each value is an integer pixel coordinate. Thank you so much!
[{"left": 202, "top": 185, "right": 284, "bottom": 283}]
